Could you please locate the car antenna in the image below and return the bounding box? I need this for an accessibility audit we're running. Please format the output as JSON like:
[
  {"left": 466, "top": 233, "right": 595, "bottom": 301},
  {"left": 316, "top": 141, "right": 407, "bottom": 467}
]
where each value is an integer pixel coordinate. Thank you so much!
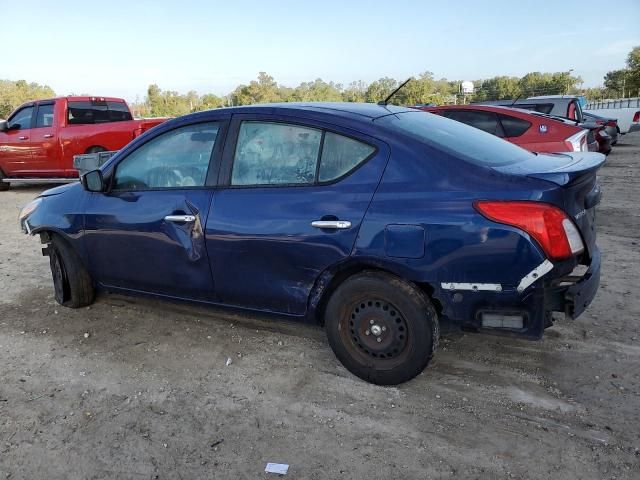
[
  {"left": 509, "top": 94, "right": 522, "bottom": 106},
  {"left": 378, "top": 77, "right": 412, "bottom": 106}
]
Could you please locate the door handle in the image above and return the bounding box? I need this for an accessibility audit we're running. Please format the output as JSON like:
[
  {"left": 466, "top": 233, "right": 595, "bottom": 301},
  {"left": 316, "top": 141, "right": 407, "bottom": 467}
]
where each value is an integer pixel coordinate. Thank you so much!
[
  {"left": 43, "top": 134, "right": 54, "bottom": 138},
  {"left": 18, "top": 136, "right": 29, "bottom": 140},
  {"left": 164, "top": 215, "right": 196, "bottom": 223},
  {"left": 311, "top": 220, "right": 351, "bottom": 229}
]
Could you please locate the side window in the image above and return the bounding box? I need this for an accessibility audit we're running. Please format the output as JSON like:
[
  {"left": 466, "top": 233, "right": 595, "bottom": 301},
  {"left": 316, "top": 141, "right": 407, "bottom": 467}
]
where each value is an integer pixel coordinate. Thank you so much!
[
  {"left": 443, "top": 110, "right": 501, "bottom": 136},
  {"left": 499, "top": 115, "right": 531, "bottom": 137},
  {"left": 8, "top": 106, "right": 34, "bottom": 130},
  {"left": 68, "top": 101, "right": 108, "bottom": 124},
  {"left": 35, "top": 104, "right": 55, "bottom": 128},
  {"left": 113, "top": 122, "right": 219, "bottom": 190},
  {"left": 232, "top": 122, "right": 322, "bottom": 186},
  {"left": 319, "top": 132, "right": 375, "bottom": 182}
]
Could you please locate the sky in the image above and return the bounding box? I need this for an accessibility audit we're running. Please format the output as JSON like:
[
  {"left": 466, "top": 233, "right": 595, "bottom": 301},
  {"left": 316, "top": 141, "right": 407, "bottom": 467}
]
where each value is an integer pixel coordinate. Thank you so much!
[{"left": 1, "top": 0, "right": 639, "bottom": 102}]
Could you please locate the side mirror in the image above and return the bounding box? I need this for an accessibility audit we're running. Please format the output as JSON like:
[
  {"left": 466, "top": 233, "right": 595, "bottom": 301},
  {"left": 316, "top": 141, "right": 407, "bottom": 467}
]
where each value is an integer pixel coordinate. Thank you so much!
[
  {"left": 81, "top": 170, "right": 105, "bottom": 192},
  {"left": 0, "top": 120, "right": 7, "bottom": 132}
]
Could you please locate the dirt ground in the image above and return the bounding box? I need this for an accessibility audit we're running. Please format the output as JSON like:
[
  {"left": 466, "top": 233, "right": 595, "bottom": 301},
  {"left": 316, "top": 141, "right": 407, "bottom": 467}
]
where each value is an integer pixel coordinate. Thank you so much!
[{"left": 1, "top": 136, "right": 639, "bottom": 480}]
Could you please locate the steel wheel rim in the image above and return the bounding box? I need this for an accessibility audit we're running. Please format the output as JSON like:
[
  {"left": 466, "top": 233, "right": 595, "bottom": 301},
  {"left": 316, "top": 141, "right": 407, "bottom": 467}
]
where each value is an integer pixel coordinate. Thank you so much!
[{"left": 341, "top": 298, "right": 411, "bottom": 366}]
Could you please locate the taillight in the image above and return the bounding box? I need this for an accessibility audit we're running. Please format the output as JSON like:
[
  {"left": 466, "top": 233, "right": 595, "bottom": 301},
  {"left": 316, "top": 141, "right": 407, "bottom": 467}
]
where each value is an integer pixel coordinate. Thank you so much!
[
  {"left": 474, "top": 201, "right": 585, "bottom": 260},
  {"left": 565, "top": 130, "right": 588, "bottom": 152},
  {"left": 633, "top": 111, "right": 640, "bottom": 123},
  {"left": 606, "top": 120, "right": 616, "bottom": 128}
]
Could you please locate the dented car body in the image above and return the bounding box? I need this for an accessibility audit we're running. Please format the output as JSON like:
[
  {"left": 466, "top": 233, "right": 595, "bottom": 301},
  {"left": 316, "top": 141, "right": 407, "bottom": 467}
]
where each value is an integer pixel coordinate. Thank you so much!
[{"left": 19, "top": 103, "right": 604, "bottom": 384}]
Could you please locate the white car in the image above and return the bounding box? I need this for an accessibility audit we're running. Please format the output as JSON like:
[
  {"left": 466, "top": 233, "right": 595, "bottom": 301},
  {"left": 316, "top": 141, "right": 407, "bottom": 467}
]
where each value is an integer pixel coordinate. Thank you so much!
[{"left": 584, "top": 98, "right": 640, "bottom": 135}]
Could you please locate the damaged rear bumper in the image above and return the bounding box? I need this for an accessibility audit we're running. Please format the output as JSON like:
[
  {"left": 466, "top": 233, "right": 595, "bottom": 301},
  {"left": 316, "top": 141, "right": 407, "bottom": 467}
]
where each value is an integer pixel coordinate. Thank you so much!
[
  {"left": 546, "top": 247, "right": 601, "bottom": 320},
  {"left": 436, "top": 247, "right": 601, "bottom": 339}
]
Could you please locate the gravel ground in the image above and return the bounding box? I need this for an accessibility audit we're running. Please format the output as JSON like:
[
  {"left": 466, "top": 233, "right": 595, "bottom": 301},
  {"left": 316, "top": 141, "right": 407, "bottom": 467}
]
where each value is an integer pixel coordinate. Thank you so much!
[{"left": 1, "top": 135, "right": 639, "bottom": 479}]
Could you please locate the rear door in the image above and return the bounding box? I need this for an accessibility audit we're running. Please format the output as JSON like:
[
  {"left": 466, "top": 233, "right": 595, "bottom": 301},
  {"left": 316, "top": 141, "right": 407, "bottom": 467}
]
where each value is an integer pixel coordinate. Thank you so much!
[
  {"left": 205, "top": 114, "right": 389, "bottom": 315},
  {"left": 0, "top": 105, "right": 34, "bottom": 175}
]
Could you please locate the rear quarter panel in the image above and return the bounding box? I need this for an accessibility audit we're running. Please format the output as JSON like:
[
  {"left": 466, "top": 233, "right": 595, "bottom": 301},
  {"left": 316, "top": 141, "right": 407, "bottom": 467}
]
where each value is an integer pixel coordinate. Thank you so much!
[{"left": 354, "top": 143, "right": 548, "bottom": 286}]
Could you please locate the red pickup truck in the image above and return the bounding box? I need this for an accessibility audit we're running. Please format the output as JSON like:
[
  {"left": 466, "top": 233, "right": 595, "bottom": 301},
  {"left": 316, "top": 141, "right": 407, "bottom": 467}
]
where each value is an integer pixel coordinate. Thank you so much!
[{"left": 0, "top": 96, "right": 166, "bottom": 190}]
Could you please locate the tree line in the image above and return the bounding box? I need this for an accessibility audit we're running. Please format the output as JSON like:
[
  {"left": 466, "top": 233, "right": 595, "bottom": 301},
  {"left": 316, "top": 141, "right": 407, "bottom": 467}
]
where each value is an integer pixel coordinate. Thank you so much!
[{"left": 1, "top": 46, "right": 638, "bottom": 119}]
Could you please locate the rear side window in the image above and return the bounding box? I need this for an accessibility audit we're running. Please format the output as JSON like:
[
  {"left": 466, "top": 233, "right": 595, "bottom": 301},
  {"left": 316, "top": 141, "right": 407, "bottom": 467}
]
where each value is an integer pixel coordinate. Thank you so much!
[
  {"left": 499, "top": 115, "right": 531, "bottom": 137},
  {"left": 441, "top": 110, "right": 502, "bottom": 136},
  {"left": 35, "top": 104, "right": 54, "bottom": 128},
  {"left": 319, "top": 132, "right": 375, "bottom": 182},
  {"left": 231, "top": 122, "right": 376, "bottom": 186},
  {"left": 68, "top": 101, "right": 132, "bottom": 125},
  {"left": 377, "top": 111, "right": 533, "bottom": 167},
  {"left": 232, "top": 122, "right": 322, "bottom": 185}
]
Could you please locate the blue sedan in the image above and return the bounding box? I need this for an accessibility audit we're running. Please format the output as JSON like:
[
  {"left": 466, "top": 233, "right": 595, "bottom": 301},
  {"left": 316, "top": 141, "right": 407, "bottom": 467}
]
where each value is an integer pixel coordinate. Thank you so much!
[{"left": 19, "top": 103, "right": 603, "bottom": 385}]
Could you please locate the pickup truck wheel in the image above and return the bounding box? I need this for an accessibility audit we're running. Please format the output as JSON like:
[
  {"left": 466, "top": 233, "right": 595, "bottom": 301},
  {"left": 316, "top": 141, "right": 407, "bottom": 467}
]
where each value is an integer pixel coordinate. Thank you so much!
[
  {"left": 0, "top": 170, "right": 9, "bottom": 191},
  {"left": 324, "top": 271, "right": 439, "bottom": 385},
  {"left": 86, "top": 146, "right": 107, "bottom": 154},
  {"left": 49, "top": 235, "right": 95, "bottom": 308}
]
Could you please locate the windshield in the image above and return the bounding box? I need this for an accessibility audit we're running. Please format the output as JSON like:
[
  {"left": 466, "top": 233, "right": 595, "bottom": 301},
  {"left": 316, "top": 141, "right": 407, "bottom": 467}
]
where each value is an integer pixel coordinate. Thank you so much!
[{"left": 376, "top": 111, "right": 534, "bottom": 167}]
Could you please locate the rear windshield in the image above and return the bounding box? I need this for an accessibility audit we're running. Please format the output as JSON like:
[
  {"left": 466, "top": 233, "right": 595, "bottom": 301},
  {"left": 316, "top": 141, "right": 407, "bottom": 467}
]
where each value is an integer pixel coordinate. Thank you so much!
[
  {"left": 68, "top": 101, "right": 132, "bottom": 124},
  {"left": 376, "top": 111, "right": 534, "bottom": 167}
]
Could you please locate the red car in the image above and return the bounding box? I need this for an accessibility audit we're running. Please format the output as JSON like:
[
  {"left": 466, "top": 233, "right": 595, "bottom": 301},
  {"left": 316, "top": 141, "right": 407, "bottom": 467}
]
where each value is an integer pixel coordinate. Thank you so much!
[
  {"left": 0, "top": 96, "right": 167, "bottom": 190},
  {"left": 415, "top": 104, "right": 588, "bottom": 154}
]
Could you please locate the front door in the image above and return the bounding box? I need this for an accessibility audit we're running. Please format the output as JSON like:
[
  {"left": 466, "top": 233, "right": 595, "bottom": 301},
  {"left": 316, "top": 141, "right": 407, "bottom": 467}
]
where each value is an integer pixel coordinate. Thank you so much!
[
  {"left": 206, "top": 115, "right": 389, "bottom": 315},
  {"left": 84, "top": 120, "right": 225, "bottom": 300},
  {"left": 0, "top": 105, "right": 34, "bottom": 176}
]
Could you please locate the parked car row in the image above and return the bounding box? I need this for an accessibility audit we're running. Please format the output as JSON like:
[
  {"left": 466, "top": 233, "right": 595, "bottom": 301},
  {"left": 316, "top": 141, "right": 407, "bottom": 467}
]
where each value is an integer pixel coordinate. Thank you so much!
[
  {"left": 18, "top": 102, "right": 604, "bottom": 385},
  {"left": 0, "top": 96, "right": 167, "bottom": 190},
  {"left": 415, "top": 95, "right": 618, "bottom": 155}
]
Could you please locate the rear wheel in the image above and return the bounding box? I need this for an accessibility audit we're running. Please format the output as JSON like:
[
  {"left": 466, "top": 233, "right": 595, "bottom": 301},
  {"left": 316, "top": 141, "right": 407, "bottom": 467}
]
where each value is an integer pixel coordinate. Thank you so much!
[
  {"left": 48, "top": 234, "right": 95, "bottom": 308},
  {"left": 86, "top": 146, "right": 107, "bottom": 154},
  {"left": 0, "top": 169, "right": 9, "bottom": 191},
  {"left": 324, "top": 271, "right": 439, "bottom": 385}
]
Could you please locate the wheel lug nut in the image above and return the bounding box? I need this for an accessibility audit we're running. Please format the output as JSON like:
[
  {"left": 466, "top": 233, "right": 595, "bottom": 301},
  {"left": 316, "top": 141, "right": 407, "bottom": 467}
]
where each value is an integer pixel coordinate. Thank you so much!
[
  {"left": 381, "top": 326, "right": 387, "bottom": 332},
  {"left": 369, "top": 319, "right": 375, "bottom": 325},
  {"left": 365, "top": 330, "right": 370, "bottom": 335},
  {"left": 376, "top": 337, "right": 382, "bottom": 343}
]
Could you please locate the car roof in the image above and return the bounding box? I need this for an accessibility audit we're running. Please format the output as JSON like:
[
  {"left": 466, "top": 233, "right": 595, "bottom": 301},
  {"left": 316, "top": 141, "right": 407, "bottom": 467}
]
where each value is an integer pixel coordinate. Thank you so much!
[{"left": 206, "top": 102, "right": 415, "bottom": 119}]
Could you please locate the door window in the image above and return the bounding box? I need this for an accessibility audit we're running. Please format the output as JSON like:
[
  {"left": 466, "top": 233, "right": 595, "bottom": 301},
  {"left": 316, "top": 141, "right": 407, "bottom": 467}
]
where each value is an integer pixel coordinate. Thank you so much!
[
  {"left": 35, "top": 104, "right": 55, "bottom": 128},
  {"left": 319, "top": 132, "right": 376, "bottom": 182},
  {"left": 7, "top": 106, "right": 34, "bottom": 130},
  {"left": 231, "top": 122, "right": 376, "bottom": 186},
  {"left": 442, "top": 110, "right": 502, "bottom": 136},
  {"left": 231, "top": 122, "right": 322, "bottom": 185},
  {"left": 113, "top": 122, "right": 219, "bottom": 190}
]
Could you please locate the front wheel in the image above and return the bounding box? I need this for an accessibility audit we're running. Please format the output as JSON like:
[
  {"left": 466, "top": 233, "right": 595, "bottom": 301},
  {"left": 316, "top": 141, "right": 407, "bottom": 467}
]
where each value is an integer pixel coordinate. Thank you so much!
[
  {"left": 324, "top": 272, "right": 439, "bottom": 385},
  {"left": 48, "top": 235, "right": 95, "bottom": 308},
  {"left": 0, "top": 170, "right": 9, "bottom": 191}
]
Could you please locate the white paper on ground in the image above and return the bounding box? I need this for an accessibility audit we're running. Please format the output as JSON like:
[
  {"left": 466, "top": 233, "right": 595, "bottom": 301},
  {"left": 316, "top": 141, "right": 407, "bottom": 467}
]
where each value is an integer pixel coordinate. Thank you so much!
[{"left": 265, "top": 463, "right": 289, "bottom": 475}]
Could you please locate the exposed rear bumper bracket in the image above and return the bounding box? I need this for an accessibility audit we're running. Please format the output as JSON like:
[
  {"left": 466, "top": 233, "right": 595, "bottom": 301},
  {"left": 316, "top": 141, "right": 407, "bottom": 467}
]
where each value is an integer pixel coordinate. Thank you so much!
[{"left": 517, "top": 260, "right": 554, "bottom": 293}]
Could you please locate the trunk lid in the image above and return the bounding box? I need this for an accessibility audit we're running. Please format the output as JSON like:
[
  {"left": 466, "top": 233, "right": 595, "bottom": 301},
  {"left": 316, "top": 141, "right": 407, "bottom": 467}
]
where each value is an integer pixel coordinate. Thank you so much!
[{"left": 493, "top": 152, "right": 605, "bottom": 257}]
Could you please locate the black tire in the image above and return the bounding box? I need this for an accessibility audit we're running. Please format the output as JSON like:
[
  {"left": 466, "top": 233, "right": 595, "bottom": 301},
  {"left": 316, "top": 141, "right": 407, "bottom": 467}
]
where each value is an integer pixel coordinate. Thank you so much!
[
  {"left": 0, "top": 169, "right": 9, "bottom": 191},
  {"left": 86, "top": 146, "right": 107, "bottom": 154},
  {"left": 49, "top": 234, "right": 95, "bottom": 308},
  {"left": 324, "top": 271, "right": 439, "bottom": 385}
]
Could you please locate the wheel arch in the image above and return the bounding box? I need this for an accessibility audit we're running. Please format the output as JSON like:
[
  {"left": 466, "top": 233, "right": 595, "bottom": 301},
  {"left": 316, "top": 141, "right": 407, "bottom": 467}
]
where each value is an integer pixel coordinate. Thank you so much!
[
  {"left": 308, "top": 258, "right": 440, "bottom": 326},
  {"left": 85, "top": 145, "right": 107, "bottom": 154}
]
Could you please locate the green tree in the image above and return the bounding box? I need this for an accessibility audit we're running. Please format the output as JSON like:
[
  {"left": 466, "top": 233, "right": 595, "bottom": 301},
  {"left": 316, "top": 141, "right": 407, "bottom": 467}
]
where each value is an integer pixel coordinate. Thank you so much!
[{"left": 0, "top": 79, "right": 55, "bottom": 118}]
